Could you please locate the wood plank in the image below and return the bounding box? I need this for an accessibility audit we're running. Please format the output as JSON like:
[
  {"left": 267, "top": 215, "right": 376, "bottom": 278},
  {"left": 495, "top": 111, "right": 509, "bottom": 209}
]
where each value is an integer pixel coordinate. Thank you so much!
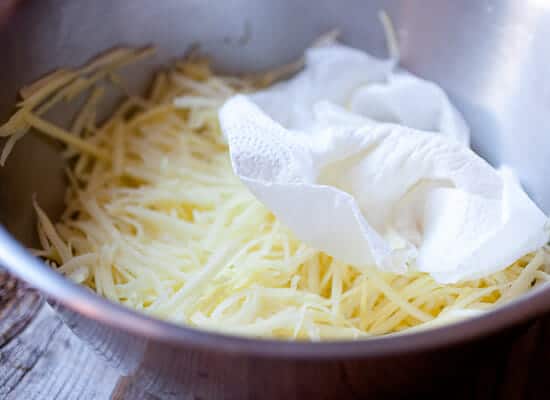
[
  {"left": 0, "top": 271, "right": 43, "bottom": 348},
  {"left": 0, "top": 304, "right": 121, "bottom": 400}
]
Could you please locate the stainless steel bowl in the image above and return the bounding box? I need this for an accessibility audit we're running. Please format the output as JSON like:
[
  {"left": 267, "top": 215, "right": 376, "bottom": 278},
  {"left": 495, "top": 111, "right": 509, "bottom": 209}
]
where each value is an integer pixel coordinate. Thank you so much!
[{"left": 1, "top": 0, "right": 550, "bottom": 398}]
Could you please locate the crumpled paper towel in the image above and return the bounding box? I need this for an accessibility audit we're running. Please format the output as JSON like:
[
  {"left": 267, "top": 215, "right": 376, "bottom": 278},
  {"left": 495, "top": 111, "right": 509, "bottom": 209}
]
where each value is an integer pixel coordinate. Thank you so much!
[
  {"left": 219, "top": 43, "right": 548, "bottom": 283},
  {"left": 250, "top": 44, "right": 470, "bottom": 144}
]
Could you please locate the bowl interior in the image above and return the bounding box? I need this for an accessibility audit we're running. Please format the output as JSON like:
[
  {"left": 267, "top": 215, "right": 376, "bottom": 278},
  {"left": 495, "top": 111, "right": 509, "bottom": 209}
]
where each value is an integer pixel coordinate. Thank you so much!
[{"left": 1, "top": 0, "right": 550, "bottom": 351}]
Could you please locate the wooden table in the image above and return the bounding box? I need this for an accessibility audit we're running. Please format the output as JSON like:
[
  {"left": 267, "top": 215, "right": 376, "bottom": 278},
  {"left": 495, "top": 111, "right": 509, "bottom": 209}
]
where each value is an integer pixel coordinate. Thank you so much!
[{"left": 1, "top": 271, "right": 549, "bottom": 400}]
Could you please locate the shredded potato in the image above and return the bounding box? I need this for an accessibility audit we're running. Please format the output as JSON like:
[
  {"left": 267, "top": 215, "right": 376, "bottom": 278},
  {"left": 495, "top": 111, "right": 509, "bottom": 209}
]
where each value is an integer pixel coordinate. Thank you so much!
[{"left": 1, "top": 47, "right": 549, "bottom": 340}]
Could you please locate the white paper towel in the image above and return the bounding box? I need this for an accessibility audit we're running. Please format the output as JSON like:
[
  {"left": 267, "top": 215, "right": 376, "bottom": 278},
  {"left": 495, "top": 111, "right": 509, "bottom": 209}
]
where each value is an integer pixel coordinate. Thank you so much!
[
  {"left": 250, "top": 44, "right": 470, "bottom": 144},
  {"left": 218, "top": 43, "right": 548, "bottom": 283}
]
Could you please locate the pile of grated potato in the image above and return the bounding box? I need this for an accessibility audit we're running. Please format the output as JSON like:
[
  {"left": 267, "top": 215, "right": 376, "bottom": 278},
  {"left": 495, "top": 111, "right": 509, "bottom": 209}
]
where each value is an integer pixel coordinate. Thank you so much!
[{"left": 1, "top": 47, "right": 549, "bottom": 340}]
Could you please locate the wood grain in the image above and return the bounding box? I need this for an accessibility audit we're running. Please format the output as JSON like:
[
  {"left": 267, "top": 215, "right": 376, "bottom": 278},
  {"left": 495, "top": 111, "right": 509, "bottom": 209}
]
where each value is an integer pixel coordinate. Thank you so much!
[
  {"left": 0, "top": 271, "right": 549, "bottom": 400},
  {"left": 0, "top": 305, "right": 120, "bottom": 400},
  {"left": 0, "top": 272, "right": 120, "bottom": 400},
  {"left": 0, "top": 271, "right": 42, "bottom": 348}
]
